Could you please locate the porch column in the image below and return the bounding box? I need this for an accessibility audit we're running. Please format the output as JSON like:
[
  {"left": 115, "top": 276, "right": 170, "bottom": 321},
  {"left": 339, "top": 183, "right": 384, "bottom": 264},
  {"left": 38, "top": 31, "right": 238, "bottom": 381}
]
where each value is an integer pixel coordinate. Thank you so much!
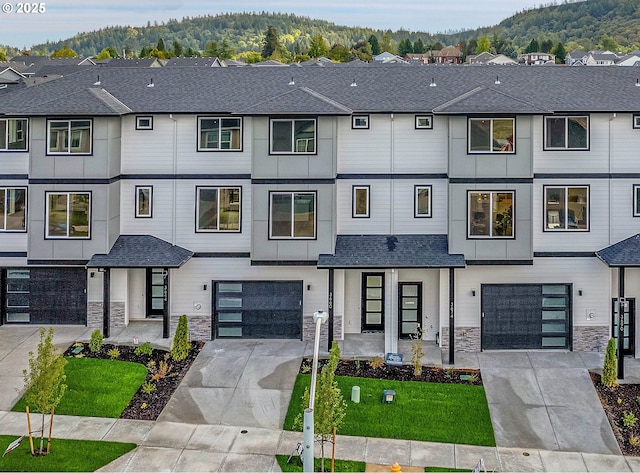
[
  {"left": 328, "top": 269, "right": 334, "bottom": 350},
  {"left": 163, "top": 268, "right": 169, "bottom": 339},
  {"left": 618, "top": 266, "right": 625, "bottom": 380},
  {"left": 448, "top": 267, "right": 455, "bottom": 365},
  {"left": 102, "top": 268, "right": 110, "bottom": 338}
]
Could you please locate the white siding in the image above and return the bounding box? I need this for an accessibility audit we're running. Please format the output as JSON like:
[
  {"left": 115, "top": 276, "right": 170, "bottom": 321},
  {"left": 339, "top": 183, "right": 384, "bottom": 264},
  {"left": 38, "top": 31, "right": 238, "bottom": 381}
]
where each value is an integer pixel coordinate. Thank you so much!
[
  {"left": 609, "top": 179, "right": 640, "bottom": 244},
  {"left": 611, "top": 114, "right": 640, "bottom": 173}
]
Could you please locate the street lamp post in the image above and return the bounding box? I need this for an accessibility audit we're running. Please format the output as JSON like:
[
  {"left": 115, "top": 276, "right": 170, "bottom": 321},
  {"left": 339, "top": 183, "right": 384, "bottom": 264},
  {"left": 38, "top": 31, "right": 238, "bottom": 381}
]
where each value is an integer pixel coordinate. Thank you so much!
[{"left": 303, "top": 310, "right": 328, "bottom": 473}]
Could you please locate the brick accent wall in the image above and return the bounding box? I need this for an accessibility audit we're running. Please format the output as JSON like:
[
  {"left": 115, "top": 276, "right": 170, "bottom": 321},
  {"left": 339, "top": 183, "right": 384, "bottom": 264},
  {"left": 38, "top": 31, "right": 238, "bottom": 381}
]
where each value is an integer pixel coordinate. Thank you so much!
[
  {"left": 87, "top": 302, "right": 102, "bottom": 328},
  {"left": 170, "top": 314, "right": 211, "bottom": 341},
  {"left": 573, "top": 326, "right": 609, "bottom": 352},
  {"left": 303, "top": 315, "right": 343, "bottom": 343},
  {"left": 439, "top": 326, "right": 480, "bottom": 352}
]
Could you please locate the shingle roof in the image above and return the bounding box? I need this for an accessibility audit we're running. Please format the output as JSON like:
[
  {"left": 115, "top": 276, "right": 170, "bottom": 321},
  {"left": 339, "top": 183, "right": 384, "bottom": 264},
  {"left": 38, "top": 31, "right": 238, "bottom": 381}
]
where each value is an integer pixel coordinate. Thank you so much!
[
  {"left": 317, "top": 234, "right": 465, "bottom": 268},
  {"left": 87, "top": 235, "right": 193, "bottom": 268},
  {"left": 236, "top": 86, "right": 353, "bottom": 115},
  {"left": 596, "top": 234, "right": 640, "bottom": 267}
]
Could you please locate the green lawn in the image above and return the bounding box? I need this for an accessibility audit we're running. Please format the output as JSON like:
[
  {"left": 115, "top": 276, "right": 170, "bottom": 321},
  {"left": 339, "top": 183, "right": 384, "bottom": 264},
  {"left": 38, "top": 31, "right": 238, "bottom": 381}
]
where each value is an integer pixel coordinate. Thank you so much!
[
  {"left": 13, "top": 357, "right": 148, "bottom": 418},
  {"left": 275, "top": 454, "right": 365, "bottom": 472},
  {"left": 284, "top": 375, "right": 495, "bottom": 446},
  {"left": 0, "top": 435, "right": 136, "bottom": 472}
]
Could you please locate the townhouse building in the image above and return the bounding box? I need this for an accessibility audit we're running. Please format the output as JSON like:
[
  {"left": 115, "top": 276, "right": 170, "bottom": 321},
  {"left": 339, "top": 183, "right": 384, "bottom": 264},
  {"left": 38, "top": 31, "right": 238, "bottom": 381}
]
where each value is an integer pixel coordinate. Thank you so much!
[{"left": 1, "top": 65, "right": 640, "bottom": 360}]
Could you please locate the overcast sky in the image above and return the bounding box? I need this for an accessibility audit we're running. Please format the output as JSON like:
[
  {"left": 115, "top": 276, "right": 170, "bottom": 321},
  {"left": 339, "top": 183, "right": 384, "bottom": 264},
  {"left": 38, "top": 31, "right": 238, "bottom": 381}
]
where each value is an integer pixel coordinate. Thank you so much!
[{"left": 2, "top": 0, "right": 544, "bottom": 49}]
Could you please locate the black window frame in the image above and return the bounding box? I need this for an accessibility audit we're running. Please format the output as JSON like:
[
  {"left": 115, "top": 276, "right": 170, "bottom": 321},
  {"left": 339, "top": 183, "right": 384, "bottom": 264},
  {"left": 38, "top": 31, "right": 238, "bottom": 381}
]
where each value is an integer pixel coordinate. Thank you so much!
[
  {"left": 46, "top": 118, "right": 93, "bottom": 155},
  {"left": 44, "top": 191, "right": 92, "bottom": 239},
  {"left": 268, "top": 191, "right": 317, "bottom": 239},
  {"left": 135, "top": 116, "right": 153, "bottom": 130},
  {"left": 269, "top": 117, "right": 317, "bottom": 155},
  {"left": 467, "top": 117, "right": 515, "bottom": 154},
  {"left": 543, "top": 115, "right": 590, "bottom": 151},
  {"left": 352, "top": 185, "right": 370, "bottom": 218},
  {"left": 414, "top": 185, "right": 432, "bottom": 218},
  {"left": 0, "top": 118, "right": 29, "bottom": 152},
  {"left": 467, "top": 190, "right": 515, "bottom": 239},
  {"left": 197, "top": 116, "right": 243, "bottom": 152},
  {"left": 543, "top": 185, "right": 590, "bottom": 232},
  {"left": 195, "top": 186, "right": 242, "bottom": 233},
  {"left": 135, "top": 185, "right": 153, "bottom": 218}
]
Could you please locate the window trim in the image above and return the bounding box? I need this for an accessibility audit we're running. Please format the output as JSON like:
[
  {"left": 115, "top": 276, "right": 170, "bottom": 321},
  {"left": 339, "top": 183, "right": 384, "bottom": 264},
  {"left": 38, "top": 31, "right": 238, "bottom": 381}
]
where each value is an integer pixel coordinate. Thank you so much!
[
  {"left": 634, "top": 115, "right": 640, "bottom": 130},
  {"left": 0, "top": 187, "right": 27, "bottom": 232},
  {"left": 195, "top": 186, "right": 242, "bottom": 233},
  {"left": 46, "top": 119, "right": 93, "bottom": 155},
  {"left": 136, "top": 116, "right": 153, "bottom": 130},
  {"left": 269, "top": 118, "right": 317, "bottom": 155},
  {"left": 0, "top": 118, "right": 29, "bottom": 152},
  {"left": 543, "top": 114, "right": 590, "bottom": 151},
  {"left": 633, "top": 185, "right": 640, "bottom": 217},
  {"left": 45, "top": 191, "right": 91, "bottom": 239},
  {"left": 269, "top": 191, "right": 317, "bottom": 239},
  {"left": 543, "top": 185, "right": 590, "bottom": 232},
  {"left": 197, "top": 116, "right": 243, "bottom": 152},
  {"left": 352, "top": 185, "right": 370, "bottom": 218},
  {"left": 352, "top": 115, "right": 370, "bottom": 129},
  {"left": 414, "top": 185, "right": 432, "bottom": 218},
  {"left": 135, "top": 185, "right": 153, "bottom": 218},
  {"left": 415, "top": 115, "right": 433, "bottom": 130},
  {"left": 467, "top": 190, "right": 515, "bottom": 239},
  {"left": 468, "top": 117, "right": 515, "bottom": 154}
]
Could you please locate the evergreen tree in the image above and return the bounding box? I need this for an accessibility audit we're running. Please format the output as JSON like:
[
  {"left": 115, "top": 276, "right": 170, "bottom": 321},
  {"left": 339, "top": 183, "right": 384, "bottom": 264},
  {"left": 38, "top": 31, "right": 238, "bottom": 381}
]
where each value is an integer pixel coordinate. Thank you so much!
[
  {"left": 261, "top": 25, "right": 279, "bottom": 58},
  {"left": 413, "top": 38, "right": 426, "bottom": 54},
  {"left": 467, "top": 38, "right": 478, "bottom": 56},
  {"left": 308, "top": 34, "right": 330, "bottom": 58},
  {"left": 368, "top": 34, "right": 380, "bottom": 56},
  {"left": 525, "top": 38, "right": 540, "bottom": 53},
  {"left": 139, "top": 45, "right": 151, "bottom": 58},
  {"left": 601, "top": 338, "right": 617, "bottom": 387},
  {"left": 185, "top": 46, "right": 200, "bottom": 57},
  {"left": 398, "top": 38, "right": 413, "bottom": 57},
  {"left": 171, "top": 314, "right": 190, "bottom": 362},
  {"left": 432, "top": 41, "right": 443, "bottom": 51},
  {"left": 540, "top": 39, "right": 554, "bottom": 53},
  {"left": 157, "top": 37, "right": 165, "bottom": 52},
  {"left": 172, "top": 39, "right": 183, "bottom": 57},
  {"left": 379, "top": 32, "right": 395, "bottom": 55},
  {"left": 552, "top": 41, "right": 566, "bottom": 63}
]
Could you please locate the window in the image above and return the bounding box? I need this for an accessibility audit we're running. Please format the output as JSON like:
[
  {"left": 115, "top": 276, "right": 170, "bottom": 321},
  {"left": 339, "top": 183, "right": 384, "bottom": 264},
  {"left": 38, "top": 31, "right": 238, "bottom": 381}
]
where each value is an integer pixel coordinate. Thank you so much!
[
  {"left": 415, "top": 115, "right": 433, "bottom": 129},
  {"left": 469, "top": 118, "right": 514, "bottom": 153},
  {"left": 135, "top": 186, "right": 152, "bottom": 218},
  {"left": 544, "top": 115, "right": 589, "bottom": 150},
  {"left": 634, "top": 185, "right": 640, "bottom": 217},
  {"left": 468, "top": 191, "right": 514, "bottom": 238},
  {"left": 6, "top": 269, "right": 29, "bottom": 322},
  {"left": 270, "top": 118, "right": 316, "bottom": 154},
  {"left": 196, "top": 187, "right": 241, "bottom": 232},
  {"left": 47, "top": 119, "right": 92, "bottom": 154},
  {"left": 352, "top": 186, "right": 370, "bottom": 218},
  {"left": 136, "top": 116, "right": 153, "bottom": 130},
  {"left": 270, "top": 191, "right": 316, "bottom": 239},
  {"left": 634, "top": 115, "right": 640, "bottom": 130},
  {"left": 414, "top": 186, "right": 431, "bottom": 218},
  {"left": 46, "top": 192, "right": 91, "bottom": 238},
  {"left": 0, "top": 119, "right": 28, "bottom": 151},
  {"left": 198, "top": 117, "right": 242, "bottom": 151},
  {"left": 0, "top": 188, "right": 27, "bottom": 231},
  {"left": 352, "top": 115, "right": 369, "bottom": 129},
  {"left": 544, "top": 186, "right": 588, "bottom": 231}
]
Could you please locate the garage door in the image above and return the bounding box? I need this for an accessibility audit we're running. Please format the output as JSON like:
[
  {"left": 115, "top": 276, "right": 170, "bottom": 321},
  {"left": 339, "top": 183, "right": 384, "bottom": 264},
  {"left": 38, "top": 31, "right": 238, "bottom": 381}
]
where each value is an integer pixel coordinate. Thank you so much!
[
  {"left": 213, "top": 281, "right": 303, "bottom": 339},
  {"left": 481, "top": 284, "right": 571, "bottom": 350}
]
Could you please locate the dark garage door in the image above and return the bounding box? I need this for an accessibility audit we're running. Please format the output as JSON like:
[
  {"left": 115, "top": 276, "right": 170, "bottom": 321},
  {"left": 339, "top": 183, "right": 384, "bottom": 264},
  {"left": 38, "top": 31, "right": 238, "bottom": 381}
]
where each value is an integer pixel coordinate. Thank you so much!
[
  {"left": 481, "top": 284, "right": 571, "bottom": 350},
  {"left": 213, "top": 280, "right": 302, "bottom": 339}
]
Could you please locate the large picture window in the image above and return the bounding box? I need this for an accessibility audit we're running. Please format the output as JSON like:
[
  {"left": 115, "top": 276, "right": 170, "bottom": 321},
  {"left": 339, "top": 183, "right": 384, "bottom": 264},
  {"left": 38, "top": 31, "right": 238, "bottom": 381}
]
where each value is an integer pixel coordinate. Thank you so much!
[
  {"left": 544, "top": 116, "right": 589, "bottom": 150},
  {"left": 468, "top": 118, "right": 514, "bottom": 153},
  {"left": 544, "top": 186, "right": 588, "bottom": 231},
  {"left": 270, "top": 118, "right": 316, "bottom": 154},
  {"left": 47, "top": 119, "right": 92, "bottom": 154},
  {"left": 198, "top": 117, "right": 242, "bottom": 151},
  {"left": 270, "top": 191, "right": 316, "bottom": 239},
  {"left": 0, "top": 119, "right": 28, "bottom": 151},
  {"left": 0, "top": 188, "right": 27, "bottom": 231},
  {"left": 468, "top": 191, "right": 514, "bottom": 238},
  {"left": 46, "top": 192, "right": 91, "bottom": 238},
  {"left": 196, "top": 187, "right": 241, "bottom": 232}
]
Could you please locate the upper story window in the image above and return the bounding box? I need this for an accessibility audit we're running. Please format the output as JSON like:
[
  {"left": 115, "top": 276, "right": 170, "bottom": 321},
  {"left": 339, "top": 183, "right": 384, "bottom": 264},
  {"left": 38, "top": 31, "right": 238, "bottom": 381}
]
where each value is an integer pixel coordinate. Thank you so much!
[
  {"left": 414, "top": 186, "right": 432, "bottom": 218},
  {"left": 196, "top": 187, "right": 241, "bottom": 232},
  {"left": 46, "top": 192, "right": 91, "bottom": 239},
  {"left": 0, "top": 188, "right": 27, "bottom": 231},
  {"left": 47, "top": 119, "right": 92, "bottom": 155},
  {"left": 270, "top": 118, "right": 316, "bottom": 154},
  {"left": 468, "top": 118, "right": 514, "bottom": 153},
  {"left": 198, "top": 117, "right": 242, "bottom": 151},
  {"left": 544, "top": 115, "right": 589, "bottom": 150},
  {"left": 270, "top": 191, "right": 316, "bottom": 239},
  {"left": 0, "top": 119, "right": 28, "bottom": 151},
  {"left": 544, "top": 186, "right": 588, "bottom": 231},
  {"left": 468, "top": 191, "right": 514, "bottom": 238},
  {"left": 135, "top": 186, "right": 153, "bottom": 218},
  {"left": 352, "top": 185, "right": 370, "bottom": 218},
  {"left": 634, "top": 185, "right": 640, "bottom": 217}
]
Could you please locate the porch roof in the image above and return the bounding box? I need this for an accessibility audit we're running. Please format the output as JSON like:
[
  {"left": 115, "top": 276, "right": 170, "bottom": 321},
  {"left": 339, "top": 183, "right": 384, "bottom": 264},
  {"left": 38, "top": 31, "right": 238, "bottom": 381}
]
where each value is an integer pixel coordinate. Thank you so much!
[
  {"left": 317, "top": 234, "right": 466, "bottom": 269},
  {"left": 86, "top": 235, "right": 193, "bottom": 268},
  {"left": 596, "top": 233, "right": 640, "bottom": 267}
]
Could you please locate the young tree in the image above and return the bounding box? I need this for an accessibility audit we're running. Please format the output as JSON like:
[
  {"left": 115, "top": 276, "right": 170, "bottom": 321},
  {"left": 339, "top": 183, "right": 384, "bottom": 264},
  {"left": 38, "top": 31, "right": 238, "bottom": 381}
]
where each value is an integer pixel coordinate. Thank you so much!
[
  {"left": 171, "top": 314, "right": 190, "bottom": 361},
  {"left": 301, "top": 341, "right": 347, "bottom": 472},
  {"left": 172, "top": 39, "right": 183, "bottom": 57},
  {"left": 602, "top": 337, "right": 617, "bottom": 387},
  {"left": 368, "top": 34, "right": 380, "bottom": 56},
  {"left": 551, "top": 42, "right": 566, "bottom": 63},
  {"left": 22, "top": 327, "right": 67, "bottom": 456},
  {"left": 379, "top": 32, "right": 395, "bottom": 55}
]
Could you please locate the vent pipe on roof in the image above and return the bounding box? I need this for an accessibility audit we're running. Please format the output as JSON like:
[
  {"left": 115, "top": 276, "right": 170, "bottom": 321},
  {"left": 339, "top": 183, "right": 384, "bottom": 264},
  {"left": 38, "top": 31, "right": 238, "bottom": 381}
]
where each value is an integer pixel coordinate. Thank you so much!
[
  {"left": 636, "top": 79, "right": 640, "bottom": 87},
  {"left": 147, "top": 78, "right": 154, "bottom": 88},
  {"left": 494, "top": 76, "right": 501, "bottom": 85},
  {"left": 288, "top": 76, "right": 295, "bottom": 85},
  {"left": 350, "top": 79, "right": 357, "bottom": 87},
  {"left": 93, "top": 75, "right": 100, "bottom": 86},
  {"left": 429, "top": 77, "right": 437, "bottom": 87}
]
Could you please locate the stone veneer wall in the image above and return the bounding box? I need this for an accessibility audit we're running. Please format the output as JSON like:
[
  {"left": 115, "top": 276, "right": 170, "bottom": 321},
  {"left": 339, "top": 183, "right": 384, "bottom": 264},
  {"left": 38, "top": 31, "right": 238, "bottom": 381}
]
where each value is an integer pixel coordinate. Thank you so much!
[
  {"left": 573, "top": 326, "right": 609, "bottom": 352},
  {"left": 302, "top": 315, "right": 343, "bottom": 344},
  {"left": 171, "top": 314, "right": 211, "bottom": 341},
  {"left": 87, "top": 302, "right": 102, "bottom": 328},
  {"left": 110, "top": 302, "right": 126, "bottom": 328},
  {"left": 439, "top": 326, "right": 480, "bottom": 352}
]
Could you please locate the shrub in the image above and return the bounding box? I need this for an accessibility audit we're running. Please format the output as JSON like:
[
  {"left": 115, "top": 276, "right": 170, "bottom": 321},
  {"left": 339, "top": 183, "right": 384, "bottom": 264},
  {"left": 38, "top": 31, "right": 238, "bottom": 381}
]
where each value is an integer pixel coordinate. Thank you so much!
[
  {"left": 134, "top": 341, "right": 153, "bottom": 356},
  {"left": 140, "top": 382, "right": 156, "bottom": 394},
  {"left": 410, "top": 325, "right": 424, "bottom": 377},
  {"left": 624, "top": 411, "right": 638, "bottom": 427},
  {"left": 369, "top": 355, "right": 384, "bottom": 370},
  {"left": 149, "top": 354, "right": 173, "bottom": 381},
  {"left": 630, "top": 435, "right": 640, "bottom": 447},
  {"left": 171, "top": 314, "right": 190, "bottom": 362},
  {"left": 89, "top": 329, "right": 103, "bottom": 353},
  {"left": 602, "top": 338, "right": 618, "bottom": 387},
  {"left": 107, "top": 348, "right": 120, "bottom": 360}
]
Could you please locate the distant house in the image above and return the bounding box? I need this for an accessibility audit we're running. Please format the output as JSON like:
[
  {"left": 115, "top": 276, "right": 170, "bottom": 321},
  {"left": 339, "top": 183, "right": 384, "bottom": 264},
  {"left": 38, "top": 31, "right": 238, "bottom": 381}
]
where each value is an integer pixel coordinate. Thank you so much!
[
  {"left": 405, "top": 53, "right": 431, "bottom": 64},
  {"left": 98, "top": 58, "right": 162, "bottom": 68},
  {"left": 520, "top": 52, "right": 555, "bottom": 65},
  {"left": 615, "top": 53, "right": 640, "bottom": 67},
  {"left": 566, "top": 49, "right": 624, "bottom": 66},
  {"left": 433, "top": 46, "right": 462, "bottom": 64},
  {"left": 466, "top": 52, "right": 496, "bottom": 64},
  {"left": 467, "top": 53, "right": 517, "bottom": 66},
  {"left": 162, "top": 57, "right": 223, "bottom": 67},
  {"left": 372, "top": 52, "right": 408, "bottom": 64}
]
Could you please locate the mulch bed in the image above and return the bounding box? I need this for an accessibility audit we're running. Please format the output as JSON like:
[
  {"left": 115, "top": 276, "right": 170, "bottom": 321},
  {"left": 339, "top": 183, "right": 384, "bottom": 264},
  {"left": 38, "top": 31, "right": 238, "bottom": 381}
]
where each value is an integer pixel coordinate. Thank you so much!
[
  {"left": 591, "top": 372, "right": 640, "bottom": 456},
  {"left": 301, "top": 358, "right": 483, "bottom": 385},
  {"left": 63, "top": 341, "right": 202, "bottom": 421}
]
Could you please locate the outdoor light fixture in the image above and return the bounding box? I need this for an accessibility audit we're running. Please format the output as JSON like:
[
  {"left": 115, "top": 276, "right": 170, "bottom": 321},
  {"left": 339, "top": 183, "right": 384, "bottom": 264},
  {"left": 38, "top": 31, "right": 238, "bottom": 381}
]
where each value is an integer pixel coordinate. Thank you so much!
[
  {"left": 471, "top": 289, "right": 476, "bottom": 297},
  {"left": 203, "top": 284, "right": 207, "bottom": 291},
  {"left": 578, "top": 289, "right": 583, "bottom": 296},
  {"left": 382, "top": 389, "right": 396, "bottom": 403}
]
